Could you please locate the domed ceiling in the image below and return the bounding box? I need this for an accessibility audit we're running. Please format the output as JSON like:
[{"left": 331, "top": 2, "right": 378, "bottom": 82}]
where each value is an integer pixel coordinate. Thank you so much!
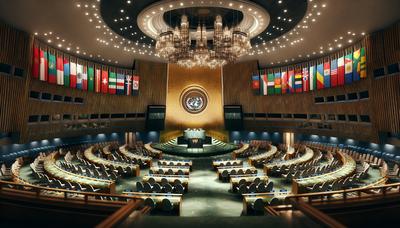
[{"left": 0, "top": 0, "right": 399, "bottom": 67}]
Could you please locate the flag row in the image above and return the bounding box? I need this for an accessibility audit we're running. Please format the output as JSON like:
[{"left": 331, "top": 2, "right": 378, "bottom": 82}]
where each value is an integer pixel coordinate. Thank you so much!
[
  {"left": 31, "top": 44, "right": 139, "bottom": 96},
  {"left": 252, "top": 48, "right": 367, "bottom": 95}
]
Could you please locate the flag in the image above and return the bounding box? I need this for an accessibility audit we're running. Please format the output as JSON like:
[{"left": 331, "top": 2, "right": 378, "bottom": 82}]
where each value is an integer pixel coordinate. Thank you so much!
[
  {"left": 101, "top": 69, "right": 109, "bottom": 93},
  {"left": 32, "top": 44, "right": 40, "bottom": 79},
  {"left": 88, "top": 66, "right": 94, "bottom": 92},
  {"left": 82, "top": 65, "right": 88, "bottom": 90},
  {"left": 109, "top": 71, "right": 117, "bottom": 94},
  {"left": 48, "top": 52, "right": 57, "bottom": 84},
  {"left": 63, "top": 57, "right": 70, "bottom": 87},
  {"left": 302, "top": 67, "right": 309, "bottom": 92},
  {"left": 323, "top": 61, "right": 330, "bottom": 88},
  {"left": 125, "top": 75, "right": 132, "bottom": 96},
  {"left": 360, "top": 47, "right": 367, "bottom": 78},
  {"left": 274, "top": 71, "right": 282, "bottom": 94},
  {"left": 267, "top": 72, "right": 275, "bottom": 95},
  {"left": 95, "top": 67, "right": 101, "bottom": 93},
  {"left": 294, "top": 69, "right": 303, "bottom": 93},
  {"left": 330, "top": 59, "right": 338, "bottom": 87},
  {"left": 337, "top": 56, "right": 345, "bottom": 86},
  {"left": 281, "top": 70, "right": 288, "bottom": 94},
  {"left": 353, "top": 49, "right": 361, "bottom": 81},
  {"left": 316, "top": 63, "right": 324, "bottom": 90},
  {"left": 259, "top": 69, "right": 268, "bottom": 95},
  {"left": 251, "top": 74, "right": 260, "bottom": 95},
  {"left": 76, "top": 63, "right": 83, "bottom": 89},
  {"left": 345, "top": 53, "right": 353, "bottom": 84},
  {"left": 56, "top": 55, "right": 64, "bottom": 85},
  {"left": 69, "top": 60, "right": 77, "bottom": 88},
  {"left": 117, "top": 73, "right": 125, "bottom": 95},
  {"left": 288, "top": 69, "right": 294, "bottom": 93},
  {"left": 132, "top": 75, "right": 139, "bottom": 95},
  {"left": 39, "top": 48, "right": 48, "bottom": 81},
  {"left": 309, "top": 65, "right": 317, "bottom": 91}
]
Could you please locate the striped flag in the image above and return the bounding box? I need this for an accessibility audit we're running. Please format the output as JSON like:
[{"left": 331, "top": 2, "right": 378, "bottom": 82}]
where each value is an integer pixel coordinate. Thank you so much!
[
  {"left": 82, "top": 65, "right": 88, "bottom": 90},
  {"left": 39, "top": 48, "right": 48, "bottom": 81},
  {"left": 330, "top": 59, "right": 338, "bottom": 87},
  {"left": 117, "top": 73, "right": 125, "bottom": 95},
  {"left": 302, "top": 67, "right": 309, "bottom": 92},
  {"left": 108, "top": 71, "right": 117, "bottom": 94},
  {"left": 337, "top": 56, "right": 345, "bottom": 86},
  {"left": 353, "top": 49, "right": 361, "bottom": 81},
  {"left": 76, "top": 63, "right": 83, "bottom": 89},
  {"left": 32, "top": 44, "right": 40, "bottom": 79},
  {"left": 345, "top": 53, "right": 353, "bottom": 84},
  {"left": 309, "top": 65, "right": 317, "bottom": 91},
  {"left": 48, "top": 52, "right": 57, "bottom": 84},
  {"left": 267, "top": 72, "right": 275, "bottom": 95},
  {"left": 88, "top": 65, "right": 94, "bottom": 92},
  {"left": 69, "top": 60, "right": 77, "bottom": 88},
  {"left": 125, "top": 75, "right": 132, "bottom": 96},
  {"left": 132, "top": 75, "right": 139, "bottom": 95},
  {"left": 274, "top": 71, "right": 282, "bottom": 94},
  {"left": 101, "top": 69, "right": 109, "bottom": 93},
  {"left": 260, "top": 69, "right": 268, "bottom": 95},
  {"left": 56, "top": 55, "right": 64, "bottom": 85},
  {"left": 95, "top": 67, "right": 101, "bottom": 93},
  {"left": 294, "top": 68, "right": 303, "bottom": 93},
  {"left": 317, "top": 63, "right": 324, "bottom": 90},
  {"left": 288, "top": 69, "right": 294, "bottom": 93},
  {"left": 323, "top": 61, "right": 330, "bottom": 88},
  {"left": 63, "top": 56, "right": 70, "bottom": 87},
  {"left": 360, "top": 47, "right": 367, "bottom": 78},
  {"left": 281, "top": 70, "right": 288, "bottom": 94}
]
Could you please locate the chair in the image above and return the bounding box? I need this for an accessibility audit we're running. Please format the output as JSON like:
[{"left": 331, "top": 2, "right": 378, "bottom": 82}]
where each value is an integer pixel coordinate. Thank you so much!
[
  {"left": 143, "top": 182, "right": 152, "bottom": 192},
  {"left": 148, "top": 177, "right": 156, "bottom": 185},
  {"left": 152, "top": 183, "right": 161, "bottom": 193},
  {"left": 161, "top": 198, "right": 173, "bottom": 211},
  {"left": 174, "top": 184, "right": 185, "bottom": 194},
  {"left": 238, "top": 184, "right": 247, "bottom": 194},
  {"left": 238, "top": 179, "right": 246, "bottom": 186},
  {"left": 136, "top": 182, "right": 144, "bottom": 192},
  {"left": 269, "top": 197, "right": 280, "bottom": 206},
  {"left": 257, "top": 182, "right": 267, "bottom": 193},
  {"left": 177, "top": 170, "right": 184, "bottom": 175},
  {"left": 173, "top": 179, "right": 181, "bottom": 187},
  {"left": 252, "top": 198, "right": 265, "bottom": 212},
  {"left": 144, "top": 197, "right": 156, "bottom": 208},
  {"left": 265, "top": 181, "right": 274, "bottom": 192},
  {"left": 163, "top": 183, "right": 173, "bottom": 193},
  {"left": 248, "top": 183, "right": 257, "bottom": 193}
]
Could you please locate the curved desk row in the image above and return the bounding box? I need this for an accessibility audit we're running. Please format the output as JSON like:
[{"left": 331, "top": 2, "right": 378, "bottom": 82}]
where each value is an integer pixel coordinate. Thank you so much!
[
  {"left": 118, "top": 145, "right": 152, "bottom": 167},
  {"left": 232, "top": 143, "right": 250, "bottom": 159},
  {"left": 264, "top": 147, "right": 314, "bottom": 174},
  {"left": 248, "top": 146, "right": 278, "bottom": 166},
  {"left": 144, "top": 143, "right": 163, "bottom": 159}
]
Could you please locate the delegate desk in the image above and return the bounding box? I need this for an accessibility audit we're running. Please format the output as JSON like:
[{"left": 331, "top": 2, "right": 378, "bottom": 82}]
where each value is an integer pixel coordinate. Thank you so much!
[
  {"left": 217, "top": 166, "right": 257, "bottom": 181},
  {"left": 119, "top": 145, "right": 152, "bottom": 167},
  {"left": 264, "top": 147, "right": 314, "bottom": 174},
  {"left": 212, "top": 159, "right": 243, "bottom": 169},
  {"left": 84, "top": 147, "right": 140, "bottom": 176},
  {"left": 292, "top": 151, "right": 356, "bottom": 194},
  {"left": 145, "top": 143, "right": 163, "bottom": 159},
  {"left": 123, "top": 191, "right": 183, "bottom": 215},
  {"left": 158, "top": 159, "right": 192, "bottom": 167},
  {"left": 150, "top": 166, "right": 190, "bottom": 175},
  {"left": 44, "top": 152, "right": 115, "bottom": 193},
  {"left": 232, "top": 143, "right": 249, "bottom": 159},
  {"left": 230, "top": 174, "right": 269, "bottom": 191},
  {"left": 248, "top": 146, "right": 278, "bottom": 166},
  {"left": 142, "top": 174, "right": 189, "bottom": 190}
]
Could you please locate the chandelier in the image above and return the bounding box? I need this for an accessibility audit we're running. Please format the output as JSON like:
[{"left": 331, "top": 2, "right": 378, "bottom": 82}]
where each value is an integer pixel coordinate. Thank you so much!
[{"left": 155, "top": 15, "right": 251, "bottom": 68}]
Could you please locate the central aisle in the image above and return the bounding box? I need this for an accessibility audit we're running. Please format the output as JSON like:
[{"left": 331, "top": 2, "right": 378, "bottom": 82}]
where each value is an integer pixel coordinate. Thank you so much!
[{"left": 177, "top": 156, "right": 243, "bottom": 217}]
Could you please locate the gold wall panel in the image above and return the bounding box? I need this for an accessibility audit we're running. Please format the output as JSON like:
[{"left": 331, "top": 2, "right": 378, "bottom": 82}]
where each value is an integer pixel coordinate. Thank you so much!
[{"left": 165, "top": 64, "right": 224, "bottom": 130}]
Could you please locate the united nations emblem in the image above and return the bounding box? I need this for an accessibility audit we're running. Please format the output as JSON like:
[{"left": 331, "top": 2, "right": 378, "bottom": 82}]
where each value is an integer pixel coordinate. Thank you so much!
[{"left": 180, "top": 86, "right": 208, "bottom": 114}]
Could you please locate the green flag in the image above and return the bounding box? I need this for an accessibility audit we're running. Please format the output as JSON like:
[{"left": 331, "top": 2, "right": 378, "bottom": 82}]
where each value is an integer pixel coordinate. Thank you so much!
[{"left": 88, "top": 66, "right": 94, "bottom": 91}]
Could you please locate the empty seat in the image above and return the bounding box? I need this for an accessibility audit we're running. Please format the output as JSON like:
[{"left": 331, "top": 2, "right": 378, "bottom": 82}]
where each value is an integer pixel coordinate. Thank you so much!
[
  {"left": 144, "top": 198, "right": 156, "bottom": 208},
  {"left": 252, "top": 198, "right": 265, "bottom": 211},
  {"left": 161, "top": 198, "right": 173, "bottom": 211}
]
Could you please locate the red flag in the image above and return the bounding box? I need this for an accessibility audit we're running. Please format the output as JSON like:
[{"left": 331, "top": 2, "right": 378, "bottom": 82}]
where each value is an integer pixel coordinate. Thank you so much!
[
  {"left": 337, "top": 56, "right": 345, "bottom": 86},
  {"left": 95, "top": 68, "right": 101, "bottom": 93},
  {"left": 82, "top": 65, "right": 88, "bottom": 91},
  {"left": 101, "top": 70, "right": 109, "bottom": 94},
  {"left": 69, "top": 61, "right": 77, "bottom": 88},
  {"left": 281, "top": 71, "right": 288, "bottom": 94},
  {"left": 302, "top": 67, "right": 309, "bottom": 92},
  {"left": 32, "top": 44, "right": 40, "bottom": 79}
]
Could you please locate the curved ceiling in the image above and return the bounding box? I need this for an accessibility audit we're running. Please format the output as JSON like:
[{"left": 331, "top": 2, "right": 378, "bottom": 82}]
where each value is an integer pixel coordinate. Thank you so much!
[{"left": 0, "top": 0, "right": 399, "bottom": 68}]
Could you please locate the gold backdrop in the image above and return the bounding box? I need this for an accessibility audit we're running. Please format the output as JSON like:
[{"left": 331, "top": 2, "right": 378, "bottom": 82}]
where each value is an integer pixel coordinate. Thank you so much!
[{"left": 165, "top": 64, "right": 224, "bottom": 130}]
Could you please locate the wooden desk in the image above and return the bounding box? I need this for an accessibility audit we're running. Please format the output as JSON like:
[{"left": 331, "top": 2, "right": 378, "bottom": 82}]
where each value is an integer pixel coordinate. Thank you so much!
[
  {"left": 118, "top": 145, "right": 152, "bottom": 167},
  {"left": 264, "top": 147, "right": 314, "bottom": 174},
  {"left": 142, "top": 174, "right": 189, "bottom": 190},
  {"left": 144, "top": 143, "right": 163, "bottom": 159},
  {"left": 248, "top": 146, "right": 278, "bottom": 166},
  {"left": 230, "top": 174, "right": 269, "bottom": 191},
  {"left": 212, "top": 159, "right": 243, "bottom": 169},
  {"left": 232, "top": 143, "right": 249, "bottom": 159},
  {"left": 158, "top": 160, "right": 192, "bottom": 167},
  {"left": 150, "top": 166, "right": 190, "bottom": 175}
]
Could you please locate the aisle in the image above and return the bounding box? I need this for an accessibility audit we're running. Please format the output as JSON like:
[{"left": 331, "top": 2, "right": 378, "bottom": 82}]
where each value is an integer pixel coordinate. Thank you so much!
[{"left": 179, "top": 156, "right": 243, "bottom": 217}]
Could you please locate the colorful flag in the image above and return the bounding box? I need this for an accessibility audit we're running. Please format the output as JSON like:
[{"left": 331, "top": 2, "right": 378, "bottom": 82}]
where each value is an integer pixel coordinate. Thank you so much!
[
  {"left": 132, "top": 75, "right": 139, "bottom": 95},
  {"left": 316, "top": 63, "right": 324, "bottom": 90},
  {"left": 69, "top": 60, "right": 77, "bottom": 88},
  {"left": 56, "top": 55, "right": 64, "bottom": 85},
  {"left": 309, "top": 65, "right": 317, "bottom": 91},
  {"left": 32, "top": 44, "right": 40, "bottom": 79},
  {"left": 337, "top": 56, "right": 345, "bottom": 86},
  {"left": 294, "top": 69, "right": 303, "bottom": 93},
  {"left": 353, "top": 49, "right": 361, "bottom": 81},
  {"left": 39, "top": 48, "right": 48, "bottom": 81},
  {"left": 48, "top": 52, "right": 57, "bottom": 84},
  {"left": 281, "top": 70, "right": 288, "bottom": 94},
  {"left": 288, "top": 69, "right": 294, "bottom": 93},
  {"left": 125, "top": 75, "right": 132, "bottom": 96},
  {"left": 267, "top": 72, "right": 275, "bottom": 95},
  {"left": 323, "top": 61, "right": 330, "bottom": 88},
  {"left": 274, "top": 71, "right": 282, "bottom": 94},
  {"left": 76, "top": 63, "right": 83, "bottom": 89},
  {"left": 302, "top": 67, "right": 309, "bottom": 92},
  {"left": 95, "top": 68, "right": 101, "bottom": 93},
  {"left": 88, "top": 66, "right": 94, "bottom": 92},
  {"left": 82, "top": 65, "right": 88, "bottom": 90},
  {"left": 101, "top": 69, "right": 109, "bottom": 93},
  {"left": 108, "top": 71, "right": 117, "bottom": 94},
  {"left": 63, "top": 57, "right": 70, "bottom": 87},
  {"left": 117, "top": 73, "right": 125, "bottom": 95},
  {"left": 259, "top": 69, "right": 268, "bottom": 95},
  {"left": 345, "top": 53, "right": 353, "bottom": 84},
  {"left": 330, "top": 59, "right": 338, "bottom": 87},
  {"left": 360, "top": 47, "right": 367, "bottom": 78}
]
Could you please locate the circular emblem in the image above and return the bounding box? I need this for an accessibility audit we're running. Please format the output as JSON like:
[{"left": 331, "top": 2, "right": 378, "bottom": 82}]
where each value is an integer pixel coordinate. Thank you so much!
[{"left": 180, "top": 87, "right": 208, "bottom": 114}]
